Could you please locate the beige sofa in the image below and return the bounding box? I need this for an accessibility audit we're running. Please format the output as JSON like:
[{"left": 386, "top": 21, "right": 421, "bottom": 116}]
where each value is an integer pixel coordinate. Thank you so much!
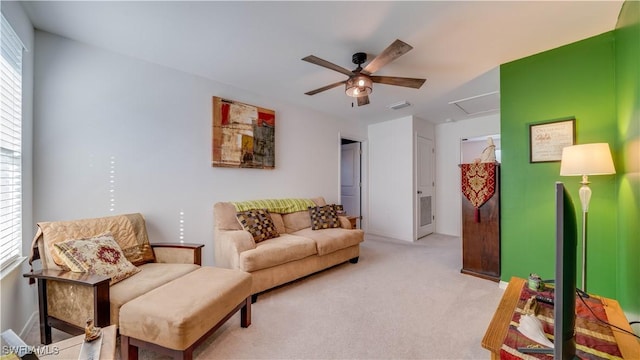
[
  {"left": 25, "top": 213, "right": 205, "bottom": 345},
  {"left": 214, "top": 197, "right": 364, "bottom": 299}
]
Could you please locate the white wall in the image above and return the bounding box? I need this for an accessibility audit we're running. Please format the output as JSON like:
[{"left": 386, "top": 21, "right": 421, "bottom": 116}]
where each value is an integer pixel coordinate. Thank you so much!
[
  {"left": 368, "top": 116, "right": 432, "bottom": 242},
  {"left": 434, "top": 114, "right": 500, "bottom": 236},
  {"left": 0, "top": 2, "right": 37, "bottom": 336},
  {"left": 461, "top": 136, "right": 501, "bottom": 163},
  {"left": 32, "top": 30, "right": 367, "bottom": 267}
]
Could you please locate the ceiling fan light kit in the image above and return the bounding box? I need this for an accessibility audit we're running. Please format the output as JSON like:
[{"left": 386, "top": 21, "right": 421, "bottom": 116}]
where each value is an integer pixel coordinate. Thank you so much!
[
  {"left": 345, "top": 75, "right": 372, "bottom": 97},
  {"left": 302, "top": 39, "right": 426, "bottom": 106}
]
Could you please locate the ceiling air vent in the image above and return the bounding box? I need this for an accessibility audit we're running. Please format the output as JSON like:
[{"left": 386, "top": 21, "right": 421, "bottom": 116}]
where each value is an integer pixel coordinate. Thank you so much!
[{"left": 388, "top": 101, "right": 411, "bottom": 110}]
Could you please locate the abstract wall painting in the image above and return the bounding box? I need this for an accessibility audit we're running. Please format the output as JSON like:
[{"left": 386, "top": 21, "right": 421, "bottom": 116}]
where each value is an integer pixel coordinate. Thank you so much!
[{"left": 212, "top": 97, "right": 275, "bottom": 169}]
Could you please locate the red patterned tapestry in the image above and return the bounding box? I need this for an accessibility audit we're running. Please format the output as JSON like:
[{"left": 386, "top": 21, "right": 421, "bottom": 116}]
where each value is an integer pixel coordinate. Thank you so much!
[
  {"left": 461, "top": 163, "right": 496, "bottom": 222},
  {"left": 500, "top": 286, "right": 624, "bottom": 360}
]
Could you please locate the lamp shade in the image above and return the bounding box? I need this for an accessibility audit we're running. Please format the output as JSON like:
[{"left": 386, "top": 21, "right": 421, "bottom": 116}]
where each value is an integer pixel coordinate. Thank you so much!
[
  {"left": 345, "top": 75, "right": 372, "bottom": 97},
  {"left": 560, "top": 143, "right": 616, "bottom": 176}
]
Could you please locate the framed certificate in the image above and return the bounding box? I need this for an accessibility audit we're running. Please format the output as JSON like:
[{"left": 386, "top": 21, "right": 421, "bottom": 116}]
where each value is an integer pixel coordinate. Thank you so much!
[{"left": 529, "top": 118, "right": 575, "bottom": 163}]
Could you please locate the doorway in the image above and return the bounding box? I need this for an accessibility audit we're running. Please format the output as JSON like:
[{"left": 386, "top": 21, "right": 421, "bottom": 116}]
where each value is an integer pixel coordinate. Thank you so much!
[
  {"left": 416, "top": 136, "right": 435, "bottom": 238},
  {"left": 340, "top": 138, "right": 361, "bottom": 228}
]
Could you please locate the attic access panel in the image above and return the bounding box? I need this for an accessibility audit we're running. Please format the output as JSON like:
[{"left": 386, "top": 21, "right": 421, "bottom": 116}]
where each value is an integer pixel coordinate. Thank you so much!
[{"left": 449, "top": 91, "right": 500, "bottom": 116}]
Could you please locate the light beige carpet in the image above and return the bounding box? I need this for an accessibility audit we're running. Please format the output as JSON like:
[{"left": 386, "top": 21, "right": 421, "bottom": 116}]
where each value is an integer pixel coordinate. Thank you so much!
[{"left": 26, "top": 233, "right": 504, "bottom": 359}]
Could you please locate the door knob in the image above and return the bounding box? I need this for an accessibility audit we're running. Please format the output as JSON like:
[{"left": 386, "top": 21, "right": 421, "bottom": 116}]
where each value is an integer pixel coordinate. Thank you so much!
[{"left": 417, "top": 191, "right": 423, "bottom": 194}]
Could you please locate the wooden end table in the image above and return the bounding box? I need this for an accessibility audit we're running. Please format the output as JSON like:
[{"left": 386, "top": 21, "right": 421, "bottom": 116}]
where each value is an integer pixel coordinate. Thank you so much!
[
  {"left": 39, "top": 325, "right": 116, "bottom": 360},
  {"left": 482, "top": 277, "right": 640, "bottom": 359},
  {"left": 346, "top": 216, "right": 358, "bottom": 229}
]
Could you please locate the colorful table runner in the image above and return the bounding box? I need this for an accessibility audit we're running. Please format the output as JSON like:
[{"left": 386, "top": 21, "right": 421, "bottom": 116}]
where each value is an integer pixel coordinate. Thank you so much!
[
  {"left": 461, "top": 163, "right": 496, "bottom": 222},
  {"left": 500, "top": 286, "right": 624, "bottom": 359}
]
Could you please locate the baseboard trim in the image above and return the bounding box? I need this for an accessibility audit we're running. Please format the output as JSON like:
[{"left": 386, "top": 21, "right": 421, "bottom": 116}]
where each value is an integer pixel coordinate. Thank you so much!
[
  {"left": 20, "top": 310, "right": 38, "bottom": 340},
  {"left": 498, "top": 280, "right": 509, "bottom": 290}
]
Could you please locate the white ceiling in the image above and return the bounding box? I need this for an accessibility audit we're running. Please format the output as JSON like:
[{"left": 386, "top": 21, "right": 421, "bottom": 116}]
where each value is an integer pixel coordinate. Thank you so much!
[{"left": 21, "top": 1, "right": 623, "bottom": 125}]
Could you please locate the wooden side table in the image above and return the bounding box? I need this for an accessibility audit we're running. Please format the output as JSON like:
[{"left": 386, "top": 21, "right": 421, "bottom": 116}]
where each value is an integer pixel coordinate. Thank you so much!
[
  {"left": 482, "top": 277, "right": 640, "bottom": 359},
  {"left": 39, "top": 325, "right": 116, "bottom": 360},
  {"left": 346, "top": 216, "right": 358, "bottom": 229}
]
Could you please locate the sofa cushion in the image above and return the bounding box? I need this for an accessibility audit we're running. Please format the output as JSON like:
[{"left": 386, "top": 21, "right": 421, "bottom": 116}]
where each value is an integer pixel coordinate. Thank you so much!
[
  {"left": 236, "top": 209, "right": 280, "bottom": 243},
  {"left": 122, "top": 243, "right": 155, "bottom": 267},
  {"left": 282, "top": 211, "right": 312, "bottom": 233},
  {"left": 308, "top": 205, "right": 340, "bottom": 230},
  {"left": 309, "top": 197, "right": 327, "bottom": 206},
  {"left": 270, "top": 213, "right": 286, "bottom": 235},
  {"left": 110, "top": 263, "right": 200, "bottom": 325},
  {"left": 238, "top": 234, "right": 317, "bottom": 272},
  {"left": 281, "top": 197, "right": 328, "bottom": 233},
  {"left": 292, "top": 228, "right": 365, "bottom": 256},
  {"left": 53, "top": 232, "right": 141, "bottom": 285},
  {"left": 120, "top": 213, "right": 156, "bottom": 266},
  {"left": 215, "top": 198, "right": 327, "bottom": 235},
  {"left": 119, "top": 267, "right": 251, "bottom": 351},
  {"left": 213, "top": 202, "right": 243, "bottom": 231}
]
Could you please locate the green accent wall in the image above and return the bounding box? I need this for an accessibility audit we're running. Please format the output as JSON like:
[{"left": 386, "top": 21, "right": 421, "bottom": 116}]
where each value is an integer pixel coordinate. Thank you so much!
[
  {"left": 500, "top": 1, "right": 639, "bottom": 314},
  {"left": 614, "top": 0, "right": 640, "bottom": 316}
]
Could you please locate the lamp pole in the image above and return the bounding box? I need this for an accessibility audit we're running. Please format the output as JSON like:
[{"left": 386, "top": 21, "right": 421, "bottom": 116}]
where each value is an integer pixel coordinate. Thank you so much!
[{"left": 578, "top": 175, "right": 592, "bottom": 292}]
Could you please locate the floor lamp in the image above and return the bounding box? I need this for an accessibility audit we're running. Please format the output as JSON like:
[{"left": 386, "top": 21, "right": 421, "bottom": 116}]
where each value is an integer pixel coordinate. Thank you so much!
[{"left": 560, "top": 143, "right": 616, "bottom": 292}]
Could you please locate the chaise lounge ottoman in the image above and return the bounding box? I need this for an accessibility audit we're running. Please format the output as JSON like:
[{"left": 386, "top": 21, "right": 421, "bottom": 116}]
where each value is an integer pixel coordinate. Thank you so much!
[{"left": 119, "top": 267, "right": 252, "bottom": 360}]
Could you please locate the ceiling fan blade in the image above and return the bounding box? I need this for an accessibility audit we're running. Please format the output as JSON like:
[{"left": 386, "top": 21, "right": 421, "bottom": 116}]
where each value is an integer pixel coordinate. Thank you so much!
[
  {"left": 305, "top": 80, "right": 347, "bottom": 96},
  {"left": 362, "top": 39, "right": 413, "bottom": 75},
  {"left": 371, "top": 76, "right": 426, "bottom": 89},
  {"left": 302, "top": 55, "right": 354, "bottom": 77},
  {"left": 357, "top": 95, "right": 370, "bottom": 107}
]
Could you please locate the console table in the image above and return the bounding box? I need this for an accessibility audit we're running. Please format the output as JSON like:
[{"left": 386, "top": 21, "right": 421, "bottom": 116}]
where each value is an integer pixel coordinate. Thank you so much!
[{"left": 482, "top": 277, "right": 640, "bottom": 359}]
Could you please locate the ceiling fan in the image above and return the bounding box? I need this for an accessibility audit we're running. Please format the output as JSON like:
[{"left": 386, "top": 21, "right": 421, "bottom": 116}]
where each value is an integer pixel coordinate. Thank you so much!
[{"left": 302, "top": 39, "right": 426, "bottom": 107}]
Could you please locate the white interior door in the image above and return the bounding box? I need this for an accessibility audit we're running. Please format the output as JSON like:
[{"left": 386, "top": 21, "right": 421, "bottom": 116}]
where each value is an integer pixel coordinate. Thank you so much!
[
  {"left": 417, "top": 136, "right": 434, "bottom": 238},
  {"left": 341, "top": 142, "right": 361, "bottom": 226}
]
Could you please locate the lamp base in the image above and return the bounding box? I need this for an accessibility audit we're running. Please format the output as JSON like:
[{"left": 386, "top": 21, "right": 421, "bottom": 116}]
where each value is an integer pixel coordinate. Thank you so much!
[{"left": 578, "top": 175, "right": 591, "bottom": 213}]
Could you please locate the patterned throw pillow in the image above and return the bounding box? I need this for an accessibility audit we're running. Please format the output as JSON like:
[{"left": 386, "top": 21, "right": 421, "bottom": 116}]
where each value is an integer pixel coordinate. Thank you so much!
[
  {"left": 236, "top": 209, "right": 280, "bottom": 243},
  {"left": 309, "top": 204, "right": 340, "bottom": 230},
  {"left": 53, "top": 232, "right": 141, "bottom": 285}
]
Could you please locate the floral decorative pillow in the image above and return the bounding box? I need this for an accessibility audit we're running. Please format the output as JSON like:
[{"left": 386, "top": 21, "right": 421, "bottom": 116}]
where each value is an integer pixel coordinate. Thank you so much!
[
  {"left": 236, "top": 209, "right": 280, "bottom": 243},
  {"left": 53, "top": 232, "right": 141, "bottom": 285},
  {"left": 309, "top": 204, "right": 340, "bottom": 230}
]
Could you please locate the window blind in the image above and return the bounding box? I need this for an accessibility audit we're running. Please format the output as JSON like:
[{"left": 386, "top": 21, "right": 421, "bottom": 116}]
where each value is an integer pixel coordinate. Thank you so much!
[{"left": 0, "top": 14, "right": 24, "bottom": 270}]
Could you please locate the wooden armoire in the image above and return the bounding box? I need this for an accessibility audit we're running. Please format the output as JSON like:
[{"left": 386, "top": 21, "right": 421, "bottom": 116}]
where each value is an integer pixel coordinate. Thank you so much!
[{"left": 460, "top": 163, "right": 500, "bottom": 282}]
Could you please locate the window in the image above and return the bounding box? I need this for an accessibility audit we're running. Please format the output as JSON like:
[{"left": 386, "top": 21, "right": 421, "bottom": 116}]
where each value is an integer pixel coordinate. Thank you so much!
[{"left": 0, "top": 14, "right": 24, "bottom": 270}]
